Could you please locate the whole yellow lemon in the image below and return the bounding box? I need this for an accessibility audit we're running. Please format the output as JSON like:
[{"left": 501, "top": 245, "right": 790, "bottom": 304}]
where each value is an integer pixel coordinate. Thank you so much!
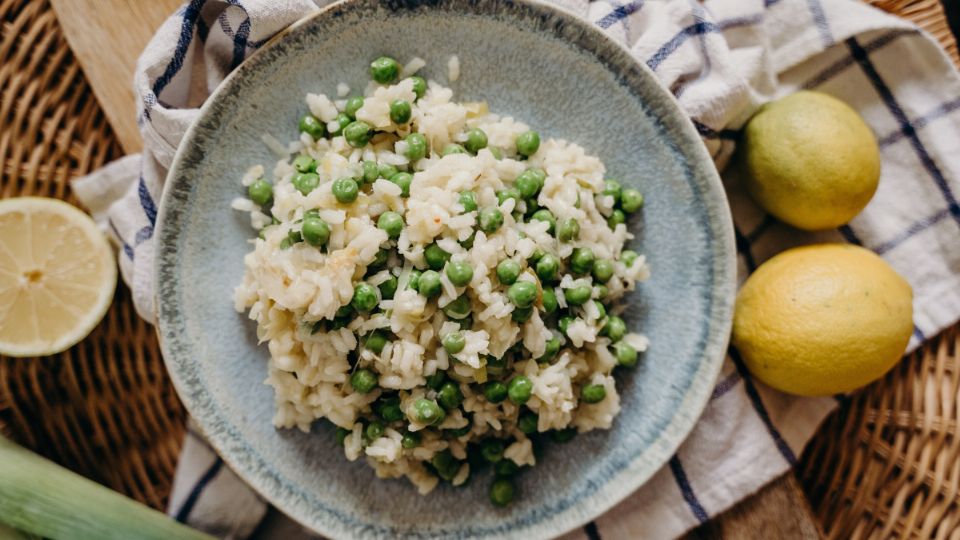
[
  {"left": 739, "top": 91, "right": 881, "bottom": 231},
  {"left": 732, "top": 244, "right": 912, "bottom": 396}
]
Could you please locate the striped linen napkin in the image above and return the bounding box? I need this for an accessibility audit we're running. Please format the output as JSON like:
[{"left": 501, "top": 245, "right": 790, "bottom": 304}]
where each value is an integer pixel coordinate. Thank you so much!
[{"left": 72, "top": 0, "right": 960, "bottom": 538}]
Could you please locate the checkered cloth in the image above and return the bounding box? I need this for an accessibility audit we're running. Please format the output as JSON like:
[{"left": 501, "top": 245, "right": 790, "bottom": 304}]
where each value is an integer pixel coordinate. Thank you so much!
[{"left": 72, "top": 0, "right": 960, "bottom": 538}]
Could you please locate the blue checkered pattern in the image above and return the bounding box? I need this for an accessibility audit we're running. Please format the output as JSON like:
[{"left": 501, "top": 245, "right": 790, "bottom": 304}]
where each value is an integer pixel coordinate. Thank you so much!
[{"left": 70, "top": 0, "right": 960, "bottom": 538}]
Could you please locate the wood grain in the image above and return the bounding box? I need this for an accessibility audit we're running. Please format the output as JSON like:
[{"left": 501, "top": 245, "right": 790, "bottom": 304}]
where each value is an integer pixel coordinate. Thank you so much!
[
  {"left": 48, "top": 0, "right": 182, "bottom": 153},
  {"left": 685, "top": 474, "right": 822, "bottom": 539}
]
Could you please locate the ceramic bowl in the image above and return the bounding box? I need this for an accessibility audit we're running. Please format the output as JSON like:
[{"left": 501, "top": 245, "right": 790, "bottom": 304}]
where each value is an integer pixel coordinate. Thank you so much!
[{"left": 155, "top": 1, "right": 735, "bottom": 538}]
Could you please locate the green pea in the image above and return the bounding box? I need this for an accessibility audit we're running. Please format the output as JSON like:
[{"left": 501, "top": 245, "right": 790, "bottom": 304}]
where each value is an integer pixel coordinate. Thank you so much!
[
  {"left": 378, "top": 398, "right": 404, "bottom": 422},
  {"left": 570, "top": 247, "right": 595, "bottom": 274},
  {"left": 557, "top": 218, "right": 580, "bottom": 242},
  {"left": 442, "top": 294, "right": 471, "bottom": 319},
  {"left": 515, "top": 130, "right": 540, "bottom": 156},
  {"left": 458, "top": 191, "right": 478, "bottom": 213},
  {"left": 593, "top": 284, "right": 609, "bottom": 300},
  {"left": 496, "top": 187, "right": 521, "bottom": 206},
  {"left": 558, "top": 315, "right": 575, "bottom": 336},
  {"left": 292, "top": 155, "right": 317, "bottom": 173},
  {"left": 456, "top": 314, "right": 473, "bottom": 331},
  {"left": 607, "top": 209, "right": 626, "bottom": 229},
  {"left": 329, "top": 113, "right": 351, "bottom": 136},
  {"left": 496, "top": 259, "right": 521, "bottom": 285},
  {"left": 459, "top": 232, "right": 476, "bottom": 250},
  {"left": 369, "top": 248, "right": 390, "bottom": 271},
  {"left": 389, "top": 99, "right": 412, "bottom": 124},
  {"left": 507, "top": 375, "right": 533, "bottom": 405},
  {"left": 540, "top": 288, "right": 558, "bottom": 314},
  {"left": 534, "top": 254, "right": 559, "bottom": 283},
  {"left": 370, "top": 56, "right": 400, "bottom": 84},
  {"left": 362, "top": 160, "right": 379, "bottom": 183},
  {"left": 445, "top": 424, "right": 472, "bottom": 439},
  {"left": 529, "top": 168, "right": 546, "bottom": 187},
  {"left": 345, "top": 95, "right": 364, "bottom": 118},
  {"left": 621, "top": 188, "right": 644, "bottom": 213},
  {"left": 417, "top": 270, "right": 441, "bottom": 298},
  {"left": 483, "top": 381, "right": 508, "bottom": 403},
  {"left": 377, "top": 211, "right": 404, "bottom": 239},
  {"left": 424, "top": 243, "right": 450, "bottom": 270},
  {"left": 507, "top": 281, "right": 537, "bottom": 308},
  {"left": 248, "top": 179, "right": 272, "bottom": 206},
  {"left": 494, "top": 459, "right": 519, "bottom": 477},
  {"left": 593, "top": 300, "right": 607, "bottom": 319},
  {"left": 365, "top": 420, "right": 384, "bottom": 440},
  {"left": 350, "top": 368, "right": 378, "bottom": 393},
  {"left": 550, "top": 427, "right": 576, "bottom": 443},
  {"left": 292, "top": 172, "right": 319, "bottom": 195},
  {"left": 602, "top": 179, "right": 622, "bottom": 204},
  {"left": 336, "top": 427, "right": 351, "bottom": 445},
  {"left": 464, "top": 128, "right": 488, "bottom": 153},
  {"left": 389, "top": 172, "right": 412, "bottom": 197},
  {"left": 378, "top": 163, "right": 399, "bottom": 180},
  {"left": 601, "top": 315, "right": 626, "bottom": 342},
  {"left": 511, "top": 306, "right": 533, "bottom": 323},
  {"left": 407, "top": 269, "right": 422, "bottom": 291},
  {"left": 480, "top": 438, "right": 505, "bottom": 463},
  {"left": 515, "top": 170, "right": 541, "bottom": 199},
  {"left": 620, "top": 250, "right": 638, "bottom": 267},
  {"left": 485, "top": 356, "right": 506, "bottom": 379},
  {"left": 431, "top": 449, "right": 459, "bottom": 481},
  {"left": 425, "top": 370, "right": 447, "bottom": 391},
  {"left": 478, "top": 207, "right": 504, "bottom": 233},
  {"left": 564, "top": 285, "right": 591, "bottom": 306},
  {"left": 528, "top": 248, "right": 545, "bottom": 263},
  {"left": 489, "top": 147, "right": 503, "bottom": 160},
  {"left": 299, "top": 114, "right": 325, "bottom": 139},
  {"left": 443, "top": 143, "right": 467, "bottom": 156},
  {"left": 518, "top": 412, "right": 538, "bottom": 435},
  {"left": 404, "top": 133, "right": 428, "bottom": 161},
  {"left": 401, "top": 430, "right": 421, "bottom": 448},
  {"left": 592, "top": 259, "right": 615, "bottom": 283},
  {"left": 287, "top": 229, "right": 302, "bottom": 245},
  {"left": 490, "top": 478, "right": 515, "bottom": 507},
  {"left": 614, "top": 341, "right": 638, "bottom": 367},
  {"left": 437, "top": 381, "right": 464, "bottom": 410},
  {"left": 365, "top": 330, "right": 388, "bottom": 353},
  {"left": 412, "top": 398, "right": 444, "bottom": 425},
  {"left": 408, "top": 75, "right": 427, "bottom": 99},
  {"left": 538, "top": 337, "right": 561, "bottom": 363},
  {"left": 301, "top": 216, "right": 330, "bottom": 247},
  {"left": 581, "top": 383, "right": 607, "bottom": 404},
  {"left": 445, "top": 261, "right": 473, "bottom": 287},
  {"left": 379, "top": 275, "right": 398, "bottom": 300},
  {"left": 344, "top": 121, "right": 373, "bottom": 148},
  {"left": 351, "top": 282, "right": 379, "bottom": 312},
  {"left": 333, "top": 177, "right": 359, "bottom": 203},
  {"left": 442, "top": 332, "right": 466, "bottom": 354}
]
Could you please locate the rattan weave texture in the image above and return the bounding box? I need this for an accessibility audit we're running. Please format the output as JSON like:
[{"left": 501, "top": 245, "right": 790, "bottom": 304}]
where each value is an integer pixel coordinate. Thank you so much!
[{"left": 0, "top": 0, "right": 956, "bottom": 536}]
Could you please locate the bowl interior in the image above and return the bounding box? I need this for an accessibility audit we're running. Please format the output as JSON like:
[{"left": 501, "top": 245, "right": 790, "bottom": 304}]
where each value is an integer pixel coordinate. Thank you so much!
[{"left": 156, "top": 1, "right": 735, "bottom": 538}]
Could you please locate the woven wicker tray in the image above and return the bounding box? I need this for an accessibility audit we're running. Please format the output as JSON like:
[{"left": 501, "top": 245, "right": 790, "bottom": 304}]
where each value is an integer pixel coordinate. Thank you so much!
[{"left": 0, "top": 0, "right": 957, "bottom": 537}]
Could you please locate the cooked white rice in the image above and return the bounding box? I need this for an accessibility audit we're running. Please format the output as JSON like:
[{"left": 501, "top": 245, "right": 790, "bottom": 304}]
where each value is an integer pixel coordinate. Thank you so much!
[{"left": 233, "top": 56, "right": 649, "bottom": 501}]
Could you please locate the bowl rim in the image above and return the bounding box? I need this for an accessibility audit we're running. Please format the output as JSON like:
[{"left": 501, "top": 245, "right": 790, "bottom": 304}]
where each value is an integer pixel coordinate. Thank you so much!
[{"left": 154, "top": 0, "right": 736, "bottom": 537}]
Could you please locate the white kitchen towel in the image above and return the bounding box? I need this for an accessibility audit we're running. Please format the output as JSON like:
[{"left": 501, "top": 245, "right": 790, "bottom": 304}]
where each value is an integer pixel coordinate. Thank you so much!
[{"left": 71, "top": 0, "right": 960, "bottom": 538}]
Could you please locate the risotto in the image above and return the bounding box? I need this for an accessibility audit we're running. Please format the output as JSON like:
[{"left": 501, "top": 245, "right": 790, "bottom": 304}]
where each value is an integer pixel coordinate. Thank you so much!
[{"left": 233, "top": 55, "right": 650, "bottom": 507}]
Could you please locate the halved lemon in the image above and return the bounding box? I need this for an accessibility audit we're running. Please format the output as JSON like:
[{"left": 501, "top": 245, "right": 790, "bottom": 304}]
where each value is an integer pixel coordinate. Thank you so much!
[{"left": 0, "top": 197, "right": 117, "bottom": 357}]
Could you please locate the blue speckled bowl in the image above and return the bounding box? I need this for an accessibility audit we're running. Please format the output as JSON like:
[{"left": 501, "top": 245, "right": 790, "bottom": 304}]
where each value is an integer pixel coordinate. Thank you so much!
[{"left": 155, "top": 1, "right": 735, "bottom": 538}]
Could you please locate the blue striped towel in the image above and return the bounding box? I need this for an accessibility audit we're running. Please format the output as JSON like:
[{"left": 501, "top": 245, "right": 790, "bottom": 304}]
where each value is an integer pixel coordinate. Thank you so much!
[{"left": 72, "top": 0, "right": 960, "bottom": 538}]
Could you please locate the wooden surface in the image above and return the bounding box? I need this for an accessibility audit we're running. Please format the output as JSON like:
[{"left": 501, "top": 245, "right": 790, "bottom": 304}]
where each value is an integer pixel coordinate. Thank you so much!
[
  {"left": 48, "top": 0, "right": 183, "bottom": 154},
  {"left": 686, "top": 475, "right": 822, "bottom": 539}
]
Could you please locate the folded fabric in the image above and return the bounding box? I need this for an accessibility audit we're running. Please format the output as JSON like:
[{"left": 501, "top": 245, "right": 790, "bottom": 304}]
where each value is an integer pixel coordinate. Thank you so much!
[{"left": 72, "top": 0, "right": 960, "bottom": 538}]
